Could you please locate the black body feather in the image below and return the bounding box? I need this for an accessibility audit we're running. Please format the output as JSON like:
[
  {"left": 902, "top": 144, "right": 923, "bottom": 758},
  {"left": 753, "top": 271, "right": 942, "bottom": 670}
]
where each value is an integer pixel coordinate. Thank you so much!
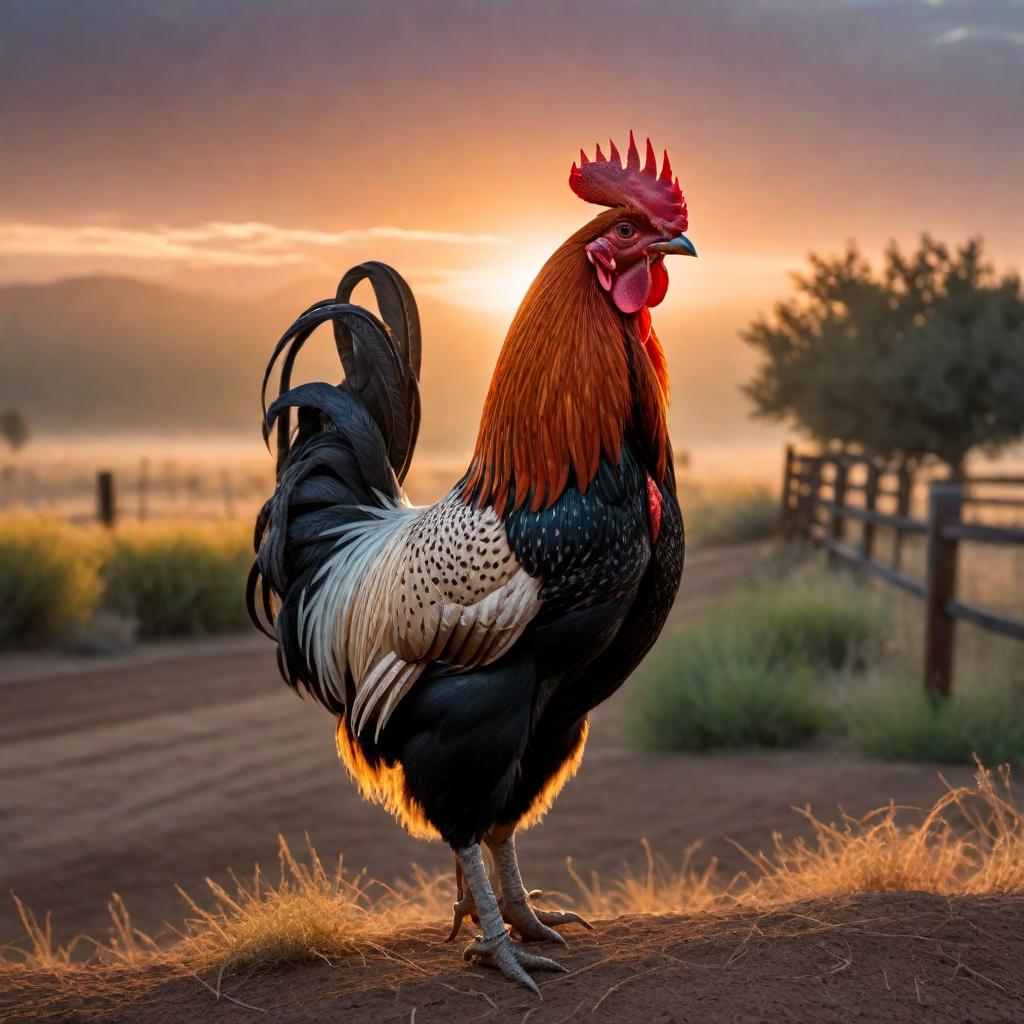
[{"left": 247, "top": 263, "right": 421, "bottom": 709}]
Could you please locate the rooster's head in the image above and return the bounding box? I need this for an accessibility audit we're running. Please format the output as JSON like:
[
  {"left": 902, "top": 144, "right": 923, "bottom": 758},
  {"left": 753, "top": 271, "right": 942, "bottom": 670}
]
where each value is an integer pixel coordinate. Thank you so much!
[{"left": 570, "top": 131, "right": 695, "bottom": 314}]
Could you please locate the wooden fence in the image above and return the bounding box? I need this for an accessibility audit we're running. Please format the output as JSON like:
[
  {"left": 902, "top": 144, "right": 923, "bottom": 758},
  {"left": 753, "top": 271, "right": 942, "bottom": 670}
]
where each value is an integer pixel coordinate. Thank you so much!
[
  {"left": 780, "top": 446, "right": 1024, "bottom": 697},
  {"left": 85, "top": 467, "right": 248, "bottom": 525}
]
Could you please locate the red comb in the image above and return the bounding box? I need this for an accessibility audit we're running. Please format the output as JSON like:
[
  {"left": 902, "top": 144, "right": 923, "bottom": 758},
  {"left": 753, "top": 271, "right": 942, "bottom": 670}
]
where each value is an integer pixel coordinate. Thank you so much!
[{"left": 569, "top": 131, "right": 687, "bottom": 232}]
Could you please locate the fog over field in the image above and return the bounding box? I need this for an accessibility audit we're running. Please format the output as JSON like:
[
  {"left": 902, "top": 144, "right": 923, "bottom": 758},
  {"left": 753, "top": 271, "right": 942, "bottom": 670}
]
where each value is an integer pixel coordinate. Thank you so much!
[{"left": 0, "top": 270, "right": 787, "bottom": 478}]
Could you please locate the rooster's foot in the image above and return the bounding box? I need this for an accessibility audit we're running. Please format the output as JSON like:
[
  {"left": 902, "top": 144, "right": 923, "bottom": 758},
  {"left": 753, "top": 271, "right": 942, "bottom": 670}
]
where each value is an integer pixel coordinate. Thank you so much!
[
  {"left": 446, "top": 888, "right": 590, "bottom": 943},
  {"left": 488, "top": 832, "right": 594, "bottom": 943},
  {"left": 505, "top": 890, "right": 593, "bottom": 941},
  {"left": 462, "top": 928, "right": 567, "bottom": 997},
  {"left": 445, "top": 890, "right": 478, "bottom": 942}
]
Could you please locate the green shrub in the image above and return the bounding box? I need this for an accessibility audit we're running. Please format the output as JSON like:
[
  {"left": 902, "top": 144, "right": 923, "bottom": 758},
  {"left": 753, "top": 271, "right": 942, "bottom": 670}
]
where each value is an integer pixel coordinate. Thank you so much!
[
  {"left": 725, "top": 574, "right": 886, "bottom": 670},
  {"left": 628, "top": 621, "right": 824, "bottom": 750},
  {"left": 683, "top": 484, "right": 778, "bottom": 548},
  {"left": 845, "top": 677, "right": 1024, "bottom": 765},
  {"left": 627, "top": 570, "right": 886, "bottom": 752},
  {"left": 0, "top": 517, "right": 104, "bottom": 647},
  {"left": 0, "top": 520, "right": 105, "bottom": 647},
  {"left": 101, "top": 524, "right": 252, "bottom": 638}
]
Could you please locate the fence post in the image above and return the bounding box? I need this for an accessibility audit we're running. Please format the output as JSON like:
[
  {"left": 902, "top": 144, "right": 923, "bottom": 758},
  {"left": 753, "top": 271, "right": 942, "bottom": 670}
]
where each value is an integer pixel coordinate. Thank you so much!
[
  {"left": 860, "top": 462, "right": 880, "bottom": 562},
  {"left": 923, "top": 482, "right": 962, "bottom": 699},
  {"left": 97, "top": 470, "right": 116, "bottom": 528},
  {"left": 827, "top": 458, "right": 848, "bottom": 567},
  {"left": 892, "top": 459, "right": 912, "bottom": 571},
  {"left": 780, "top": 444, "right": 795, "bottom": 536},
  {"left": 137, "top": 457, "right": 149, "bottom": 521},
  {"left": 221, "top": 469, "right": 235, "bottom": 520},
  {"left": 801, "top": 457, "right": 822, "bottom": 543}
]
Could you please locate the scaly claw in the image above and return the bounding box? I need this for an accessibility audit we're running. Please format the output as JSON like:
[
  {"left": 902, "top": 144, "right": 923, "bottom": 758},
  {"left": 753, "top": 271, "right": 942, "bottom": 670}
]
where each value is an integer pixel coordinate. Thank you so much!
[
  {"left": 446, "top": 859, "right": 481, "bottom": 942},
  {"left": 535, "top": 907, "right": 593, "bottom": 930},
  {"left": 463, "top": 928, "right": 567, "bottom": 997},
  {"left": 445, "top": 891, "right": 478, "bottom": 942},
  {"left": 531, "top": 901, "right": 594, "bottom": 933},
  {"left": 500, "top": 897, "right": 568, "bottom": 946},
  {"left": 510, "top": 888, "right": 593, "bottom": 937}
]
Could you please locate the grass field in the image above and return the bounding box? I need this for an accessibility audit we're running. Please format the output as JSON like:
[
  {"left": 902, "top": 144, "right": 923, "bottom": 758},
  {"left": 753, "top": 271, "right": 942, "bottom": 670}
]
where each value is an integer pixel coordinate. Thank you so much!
[
  {"left": 0, "top": 478, "right": 780, "bottom": 651},
  {"left": 0, "top": 517, "right": 251, "bottom": 647}
]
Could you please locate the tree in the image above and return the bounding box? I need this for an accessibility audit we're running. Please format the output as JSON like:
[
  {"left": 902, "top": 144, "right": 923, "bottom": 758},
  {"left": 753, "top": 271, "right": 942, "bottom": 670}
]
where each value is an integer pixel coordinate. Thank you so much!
[
  {"left": 0, "top": 409, "right": 30, "bottom": 452},
  {"left": 743, "top": 236, "right": 1024, "bottom": 476}
]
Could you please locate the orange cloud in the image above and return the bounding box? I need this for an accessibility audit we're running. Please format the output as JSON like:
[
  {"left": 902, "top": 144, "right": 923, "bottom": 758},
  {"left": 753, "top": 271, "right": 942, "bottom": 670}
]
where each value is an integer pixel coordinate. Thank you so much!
[{"left": 0, "top": 221, "right": 510, "bottom": 269}]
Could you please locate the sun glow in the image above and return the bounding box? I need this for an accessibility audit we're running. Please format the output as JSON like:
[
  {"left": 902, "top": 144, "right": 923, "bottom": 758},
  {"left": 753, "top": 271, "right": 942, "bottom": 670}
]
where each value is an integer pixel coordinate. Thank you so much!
[
  {"left": 410, "top": 243, "right": 802, "bottom": 317},
  {"left": 410, "top": 250, "right": 554, "bottom": 315}
]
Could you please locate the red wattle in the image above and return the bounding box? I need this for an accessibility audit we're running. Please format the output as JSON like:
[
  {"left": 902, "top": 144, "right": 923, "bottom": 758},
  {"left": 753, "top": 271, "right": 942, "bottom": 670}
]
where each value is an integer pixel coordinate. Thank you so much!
[
  {"left": 647, "top": 259, "right": 669, "bottom": 307},
  {"left": 646, "top": 473, "right": 663, "bottom": 544},
  {"left": 635, "top": 305, "right": 652, "bottom": 343},
  {"left": 611, "top": 259, "right": 653, "bottom": 314}
]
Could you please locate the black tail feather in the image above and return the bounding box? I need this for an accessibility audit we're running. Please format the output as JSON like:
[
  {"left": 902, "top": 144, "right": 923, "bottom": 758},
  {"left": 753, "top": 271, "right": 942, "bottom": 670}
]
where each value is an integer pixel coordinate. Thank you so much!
[
  {"left": 247, "top": 263, "right": 422, "bottom": 699},
  {"left": 260, "top": 263, "right": 421, "bottom": 482},
  {"left": 336, "top": 262, "right": 422, "bottom": 479},
  {"left": 337, "top": 261, "right": 421, "bottom": 378}
]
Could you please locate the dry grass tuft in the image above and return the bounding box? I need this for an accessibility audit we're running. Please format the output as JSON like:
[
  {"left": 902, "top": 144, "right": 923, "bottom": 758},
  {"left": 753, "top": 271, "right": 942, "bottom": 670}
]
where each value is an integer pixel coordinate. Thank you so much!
[
  {"left": 738, "top": 760, "right": 1023, "bottom": 905},
  {"left": 555, "top": 763, "right": 1023, "bottom": 920},
  {"left": 170, "top": 836, "right": 450, "bottom": 974},
  {"left": 7, "top": 895, "right": 91, "bottom": 970},
  {"left": 565, "top": 839, "right": 724, "bottom": 918},
  {"left": 2, "top": 765, "right": 1022, "bottom": 990}
]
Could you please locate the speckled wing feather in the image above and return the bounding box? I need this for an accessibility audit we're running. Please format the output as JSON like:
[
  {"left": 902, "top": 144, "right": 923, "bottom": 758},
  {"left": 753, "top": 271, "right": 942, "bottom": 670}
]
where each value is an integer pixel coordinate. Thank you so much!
[{"left": 299, "top": 491, "right": 542, "bottom": 740}]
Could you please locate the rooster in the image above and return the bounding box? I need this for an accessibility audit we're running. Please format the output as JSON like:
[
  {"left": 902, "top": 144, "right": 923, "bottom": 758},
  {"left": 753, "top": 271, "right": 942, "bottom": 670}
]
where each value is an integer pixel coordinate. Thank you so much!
[{"left": 249, "top": 132, "right": 694, "bottom": 992}]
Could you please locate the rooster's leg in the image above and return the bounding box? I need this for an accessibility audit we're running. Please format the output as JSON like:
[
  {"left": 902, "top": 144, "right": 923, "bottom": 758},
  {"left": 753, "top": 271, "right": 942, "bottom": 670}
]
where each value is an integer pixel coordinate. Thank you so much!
[
  {"left": 487, "top": 831, "right": 593, "bottom": 943},
  {"left": 446, "top": 850, "right": 502, "bottom": 940},
  {"left": 455, "top": 843, "right": 566, "bottom": 996},
  {"left": 445, "top": 856, "right": 479, "bottom": 941}
]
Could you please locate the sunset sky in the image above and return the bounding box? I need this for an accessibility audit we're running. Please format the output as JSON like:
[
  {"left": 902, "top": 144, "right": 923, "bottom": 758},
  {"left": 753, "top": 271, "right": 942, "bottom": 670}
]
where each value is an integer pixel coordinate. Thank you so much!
[{"left": 2, "top": 0, "right": 1023, "bottom": 468}]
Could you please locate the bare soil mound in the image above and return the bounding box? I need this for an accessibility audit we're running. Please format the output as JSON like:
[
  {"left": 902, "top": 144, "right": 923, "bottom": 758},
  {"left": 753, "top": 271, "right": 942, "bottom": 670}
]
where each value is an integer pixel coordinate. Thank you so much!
[{"left": 4, "top": 891, "right": 1022, "bottom": 1024}]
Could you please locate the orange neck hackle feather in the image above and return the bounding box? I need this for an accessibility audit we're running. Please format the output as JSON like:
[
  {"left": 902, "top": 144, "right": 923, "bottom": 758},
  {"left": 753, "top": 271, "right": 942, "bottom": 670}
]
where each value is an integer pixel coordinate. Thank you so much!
[{"left": 464, "top": 208, "right": 669, "bottom": 516}]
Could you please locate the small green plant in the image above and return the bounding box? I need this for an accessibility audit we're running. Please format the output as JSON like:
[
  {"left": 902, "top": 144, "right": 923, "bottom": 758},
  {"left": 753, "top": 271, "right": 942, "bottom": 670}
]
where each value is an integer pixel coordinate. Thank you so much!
[
  {"left": 628, "top": 569, "right": 885, "bottom": 751},
  {"left": 845, "top": 676, "right": 1024, "bottom": 765},
  {"left": 628, "top": 623, "right": 823, "bottom": 750},
  {"left": 101, "top": 523, "right": 252, "bottom": 638},
  {"left": 729, "top": 572, "right": 886, "bottom": 670},
  {"left": 0, "top": 517, "right": 103, "bottom": 647}
]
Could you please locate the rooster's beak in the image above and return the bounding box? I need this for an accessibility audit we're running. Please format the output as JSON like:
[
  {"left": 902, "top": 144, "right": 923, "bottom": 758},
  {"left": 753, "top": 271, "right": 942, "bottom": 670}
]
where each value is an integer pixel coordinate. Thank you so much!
[{"left": 650, "top": 233, "right": 697, "bottom": 257}]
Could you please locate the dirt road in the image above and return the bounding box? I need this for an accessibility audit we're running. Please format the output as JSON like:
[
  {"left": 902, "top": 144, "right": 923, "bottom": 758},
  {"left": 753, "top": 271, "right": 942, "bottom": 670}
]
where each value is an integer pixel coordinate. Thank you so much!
[{"left": 0, "top": 542, "right": 974, "bottom": 950}]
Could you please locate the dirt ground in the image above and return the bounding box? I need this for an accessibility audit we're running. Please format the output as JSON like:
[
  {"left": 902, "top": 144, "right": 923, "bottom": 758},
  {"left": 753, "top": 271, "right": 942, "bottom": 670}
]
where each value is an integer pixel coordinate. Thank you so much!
[
  {"left": 1, "top": 540, "right": 1004, "bottom": 1022},
  {"left": 0, "top": 543, "right": 979, "bottom": 947},
  {"left": 5, "top": 892, "right": 1023, "bottom": 1023}
]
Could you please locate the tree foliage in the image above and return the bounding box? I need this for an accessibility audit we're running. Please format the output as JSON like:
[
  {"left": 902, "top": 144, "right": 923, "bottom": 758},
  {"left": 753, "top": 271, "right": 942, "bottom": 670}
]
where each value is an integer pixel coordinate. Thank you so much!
[
  {"left": 0, "top": 409, "right": 30, "bottom": 452},
  {"left": 743, "top": 236, "right": 1024, "bottom": 473}
]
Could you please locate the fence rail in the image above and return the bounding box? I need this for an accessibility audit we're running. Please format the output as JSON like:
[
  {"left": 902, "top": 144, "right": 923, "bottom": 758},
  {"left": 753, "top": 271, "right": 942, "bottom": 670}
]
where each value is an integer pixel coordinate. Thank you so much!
[{"left": 781, "top": 446, "right": 1024, "bottom": 697}]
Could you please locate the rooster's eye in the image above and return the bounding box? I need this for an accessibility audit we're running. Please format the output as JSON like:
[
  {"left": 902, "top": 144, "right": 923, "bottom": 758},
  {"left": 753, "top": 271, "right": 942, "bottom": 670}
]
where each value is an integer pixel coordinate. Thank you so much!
[{"left": 614, "top": 222, "right": 636, "bottom": 240}]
